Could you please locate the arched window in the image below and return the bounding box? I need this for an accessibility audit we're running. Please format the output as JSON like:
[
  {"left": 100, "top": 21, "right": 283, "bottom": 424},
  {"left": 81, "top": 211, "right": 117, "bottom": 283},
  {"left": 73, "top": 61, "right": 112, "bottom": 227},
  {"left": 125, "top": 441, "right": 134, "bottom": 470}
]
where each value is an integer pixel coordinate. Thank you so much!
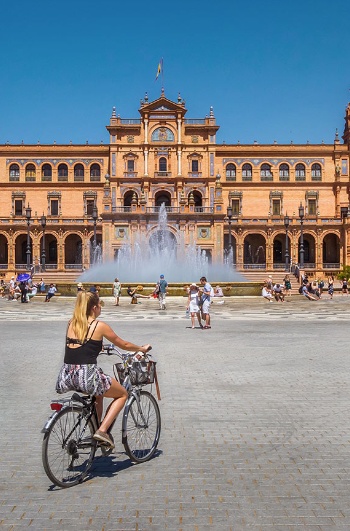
[
  {"left": 226, "top": 163, "right": 236, "bottom": 181},
  {"left": 295, "top": 163, "right": 306, "bottom": 180},
  {"left": 58, "top": 163, "right": 68, "bottom": 181},
  {"left": 9, "top": 163, "right": 20, "bottom": 181},
  {"left": 279, "top": 163, "right": 289, "bottom": 181},
  {"left": 74, "top": 163, "right": 84, "bottom": 181},
  {"left": 25, "top": 164, "right": 36, "bottom": 181},
  {"left": 311, "top": 163, "right": 322, "bottom": 181},
  {"left": 242, "top": 163, "right": 252, "bottom": 181},
  {"left": 260, "top": 163, "right": 272, "bottom": 180},
  {"left": 159, "top": 157, "right": 167, "bottom": 172},
  {"left": 90, "top": 163, "right": 101, "bottom": 181},
  {"left": 42, "top": 163, "right": 52, "bottom": 181}
]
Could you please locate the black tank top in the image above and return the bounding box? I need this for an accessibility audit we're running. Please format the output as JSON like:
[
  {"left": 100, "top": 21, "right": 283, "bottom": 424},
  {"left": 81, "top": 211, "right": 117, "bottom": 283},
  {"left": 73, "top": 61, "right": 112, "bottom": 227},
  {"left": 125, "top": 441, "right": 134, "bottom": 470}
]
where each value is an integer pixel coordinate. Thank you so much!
[{"left": 64, "top": 320, "right": 103, "bottom": 365}]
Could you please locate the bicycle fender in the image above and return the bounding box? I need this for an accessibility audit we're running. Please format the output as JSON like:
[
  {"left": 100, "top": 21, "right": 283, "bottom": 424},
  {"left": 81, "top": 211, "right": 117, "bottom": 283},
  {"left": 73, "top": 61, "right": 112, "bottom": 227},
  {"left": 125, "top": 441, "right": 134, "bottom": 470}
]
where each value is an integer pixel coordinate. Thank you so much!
[
  {"left": 41, "top": 410, "right": 59, "bottom": 434},
  {"left": 41, "top": 400, "right": 78, "bottom": 433}
]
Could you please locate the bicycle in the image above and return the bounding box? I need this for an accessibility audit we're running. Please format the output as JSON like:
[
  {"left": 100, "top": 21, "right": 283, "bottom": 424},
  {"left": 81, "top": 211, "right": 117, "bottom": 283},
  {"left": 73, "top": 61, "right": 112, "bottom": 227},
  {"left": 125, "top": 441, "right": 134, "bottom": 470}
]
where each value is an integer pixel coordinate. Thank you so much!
[{"left": 41, "top": 346, "right": 161, "bottom": 488}]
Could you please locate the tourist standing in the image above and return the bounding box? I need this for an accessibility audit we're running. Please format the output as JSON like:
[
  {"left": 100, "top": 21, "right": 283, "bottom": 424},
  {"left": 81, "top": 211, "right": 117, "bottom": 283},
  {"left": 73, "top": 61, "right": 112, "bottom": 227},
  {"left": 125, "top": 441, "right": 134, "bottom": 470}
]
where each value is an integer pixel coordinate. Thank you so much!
[
  {"left": 341, "top": 277, "right": 348, "bottom": 295},
  {"left": 328, "top": 275, "right": 334, "bottom": 299},
  {"left": 113, "top": 277, "right": 121, "bottom": 306},
  {"left": 283, "top": 274, "right": 292, "bottom": 296},
  {"left": 199, "top": 276, "right": 212, "bottom": 329},
  {"left": 186, "top": 283, "right": 203, "bottom": 329},
  {"left": 158, "top": 274, "right": 168, "bottom": 310}
]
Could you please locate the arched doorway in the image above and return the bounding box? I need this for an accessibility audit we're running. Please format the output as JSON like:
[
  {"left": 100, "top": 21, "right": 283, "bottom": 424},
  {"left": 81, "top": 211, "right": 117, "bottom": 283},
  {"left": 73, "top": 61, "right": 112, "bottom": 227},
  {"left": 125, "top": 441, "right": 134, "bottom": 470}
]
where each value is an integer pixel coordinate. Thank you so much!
[
  {"left": 243, "top": 234, "right": 266, "bottom": 267},
  {"left": 298, "top": 234, "right": 316, "bottom": 265},
  {"left": 155, "top": 191, "right": 171, "bottom": 208},
  {"left": 65, "top": 234, "right": 83, "bottom": 269},
  {"left": 0, "top": 234, "right": 8, "bottom": 268},
  {"left": 123, "top": 191, "right": 138, "bottom": 208},
  {"left": 273, "top": 234, "right": 290, "bottom": 266},
  {"left": 15, "top": 234, "right": 32, "bottom": 268},
  {"left": 39, "top": 234, "right": 58, "bottom": 269},
  {"left": 189, "top": 191, "right": 203, "bottom": 211},
  {"left": 223, "top": 234, "right": 237, "bottom": 265},
  {"left": 323, "top": 233, "right": 340, "bottom": 267}
]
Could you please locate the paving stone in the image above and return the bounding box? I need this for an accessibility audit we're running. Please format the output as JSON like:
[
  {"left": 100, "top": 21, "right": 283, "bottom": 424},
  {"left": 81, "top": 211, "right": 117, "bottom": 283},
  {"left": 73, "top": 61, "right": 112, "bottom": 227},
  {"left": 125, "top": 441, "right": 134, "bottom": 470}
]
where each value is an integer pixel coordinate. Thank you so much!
[{"left": 0, "top": 295, "right": 350, "bottom": 529}]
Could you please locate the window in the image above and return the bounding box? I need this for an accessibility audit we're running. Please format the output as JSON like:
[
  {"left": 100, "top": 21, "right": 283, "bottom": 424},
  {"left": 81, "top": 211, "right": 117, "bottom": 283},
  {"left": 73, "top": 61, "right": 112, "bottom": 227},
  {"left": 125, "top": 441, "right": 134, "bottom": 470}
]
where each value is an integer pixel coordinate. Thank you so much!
[
  {"left": 191, "top": 159, "right": 199, "bottom": 172},
  {"left": 15, "top": 200, "right": 23, "bottom": 216},
  {"left": 242, "top": 163, "right": 252, "bottom": 181},
  {"left": 42, "top": 163, "right": 52, "bottom": 182},
  {"left": 295, "top": 163, "right": 306, "bottom": 181},
  {"left": 127, "top": 159, "right": 135, "bottom": 172},
  {"left": 74, "top": 163, "right": 84, "bottom": 181},
  {"left": 86, "top": 200, "right": 95, "bottom": 216},
  {"left": 226, "top": 163, "right": 236, "bottom": 181},
  {"left": 279, "top": 163, "right": 289, "bottom": 181},
  {"left": 311, "top": 163, "right": 322, "bottom": 181},
  {"left": 308, "top": 199, "right": 316, "bottom": 216},
  {"left": 25, "top": 164, "right": 36, "bottom": 181},
  {"left": 159, "top": 157, "right": 167, "bottom": 172},
  {"left": 260, "top": 163, "right": 272, "bottom": 181},
  {"left": 232, "top": 199, "right": 240, "bottom": 215},
  {"left": 90, "top": 163, "right": 101, "bottom": 181},
  {"left": 58, "top": 163, "right": 68, "bottom": 181},
  {"left": 9, "top": 164, "right": 20, "bottom": 181},
  {"left": 50, "top": 200, "right": 59, "bottom": 216},
  {"left": 272, "top": 199, "right": 281, "bottom": 216}
]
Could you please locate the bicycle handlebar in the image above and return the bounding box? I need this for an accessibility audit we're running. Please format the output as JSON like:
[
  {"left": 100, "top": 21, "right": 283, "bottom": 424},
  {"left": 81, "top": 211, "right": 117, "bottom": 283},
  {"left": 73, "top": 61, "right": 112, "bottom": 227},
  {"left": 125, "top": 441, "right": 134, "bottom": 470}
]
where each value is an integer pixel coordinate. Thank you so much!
[{"left": 102, "top": 344, "right": 152, "bottom": 359}]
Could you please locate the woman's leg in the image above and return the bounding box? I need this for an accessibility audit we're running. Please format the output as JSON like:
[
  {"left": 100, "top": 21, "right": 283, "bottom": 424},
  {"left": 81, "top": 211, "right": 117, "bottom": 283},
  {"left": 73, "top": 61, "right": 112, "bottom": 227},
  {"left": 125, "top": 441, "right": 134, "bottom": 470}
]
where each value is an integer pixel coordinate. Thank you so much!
[
  {"left": 196, "top": 311, "right": 202, "bottom": 327},
  {"left": 190, "top": 312, "right": 195, "bottom": 328},
  {"left": 98, "top": 378, "right": 128, "bottom": 433}
]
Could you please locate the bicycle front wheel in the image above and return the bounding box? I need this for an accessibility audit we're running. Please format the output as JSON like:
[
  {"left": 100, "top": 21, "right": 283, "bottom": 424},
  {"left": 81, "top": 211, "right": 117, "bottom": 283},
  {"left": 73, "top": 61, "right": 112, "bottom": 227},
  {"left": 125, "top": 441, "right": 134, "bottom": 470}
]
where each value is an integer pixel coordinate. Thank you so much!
[
  {"left": 42, "top": 406, "right": 97, "bottom": 488},
  {"left": 123, "top": 390, "right": 161, "bottom": 463}
]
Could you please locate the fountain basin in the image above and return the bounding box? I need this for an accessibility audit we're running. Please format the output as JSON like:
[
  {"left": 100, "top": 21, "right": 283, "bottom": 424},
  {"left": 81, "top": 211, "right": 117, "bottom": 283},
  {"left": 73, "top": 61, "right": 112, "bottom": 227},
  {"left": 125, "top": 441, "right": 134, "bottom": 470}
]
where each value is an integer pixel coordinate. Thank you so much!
[{"left": 49, "top": 282, "right": 262, "bottom": 297}]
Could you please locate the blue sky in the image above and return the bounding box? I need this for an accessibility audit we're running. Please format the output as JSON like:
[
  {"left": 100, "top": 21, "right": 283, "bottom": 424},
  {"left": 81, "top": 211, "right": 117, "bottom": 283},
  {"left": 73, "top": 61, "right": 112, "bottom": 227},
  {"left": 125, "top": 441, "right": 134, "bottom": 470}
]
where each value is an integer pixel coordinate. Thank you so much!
[{"left": 0, "top": 0, "right": 349, "bottom": 145}]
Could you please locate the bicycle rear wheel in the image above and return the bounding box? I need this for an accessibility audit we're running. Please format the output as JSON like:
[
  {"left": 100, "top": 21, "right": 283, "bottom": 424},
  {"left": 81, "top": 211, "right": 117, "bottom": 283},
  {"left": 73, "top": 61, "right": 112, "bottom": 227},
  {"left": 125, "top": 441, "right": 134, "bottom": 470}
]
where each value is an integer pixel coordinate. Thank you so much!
[
  {"left": 123, "top": 390, "right": 161, "bottom": 463},
  {"left": 42, "top": 406, "right": 97, "bottom": 488}
]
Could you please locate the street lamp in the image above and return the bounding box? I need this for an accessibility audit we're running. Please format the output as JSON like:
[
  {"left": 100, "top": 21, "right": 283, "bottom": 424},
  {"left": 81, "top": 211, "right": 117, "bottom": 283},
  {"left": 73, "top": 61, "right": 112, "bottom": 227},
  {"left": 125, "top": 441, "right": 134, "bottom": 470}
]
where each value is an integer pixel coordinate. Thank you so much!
[
  {"left": 41, "top": 214, "right": 46, "bottom": 272},
  {"left": 92, "top": 204, "right": 98, "bottom": 264},
  {"left": 25, "top": 203, "right": 32, "bottom": 271},
  {"left": 227, "top": 205, "right": 233, "bottom": 265},
  {"left": 284, "top": 214, "right": 290, "bottom": 271},
  {"left": 298, "top": 203, "right": 305, "bottom": 269}
]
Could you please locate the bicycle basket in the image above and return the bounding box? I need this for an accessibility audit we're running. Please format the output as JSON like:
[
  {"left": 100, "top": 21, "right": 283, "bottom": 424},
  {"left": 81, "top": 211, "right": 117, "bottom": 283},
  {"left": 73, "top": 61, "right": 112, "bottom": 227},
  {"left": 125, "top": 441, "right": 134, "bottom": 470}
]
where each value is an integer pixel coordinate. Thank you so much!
[
  {"left": 129, "top": 360, "right": 155, "bottom": 385},
  {"left": 115, "top": 360, "right": 155, "bottom": 386}
]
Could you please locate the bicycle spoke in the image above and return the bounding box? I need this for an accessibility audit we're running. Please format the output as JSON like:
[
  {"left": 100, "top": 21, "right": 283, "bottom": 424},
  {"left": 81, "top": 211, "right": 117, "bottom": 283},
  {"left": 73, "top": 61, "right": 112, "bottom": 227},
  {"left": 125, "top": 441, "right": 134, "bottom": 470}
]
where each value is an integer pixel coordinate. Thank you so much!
[{"left": 42, "top": 406, "right": 96, "bottom": 488}]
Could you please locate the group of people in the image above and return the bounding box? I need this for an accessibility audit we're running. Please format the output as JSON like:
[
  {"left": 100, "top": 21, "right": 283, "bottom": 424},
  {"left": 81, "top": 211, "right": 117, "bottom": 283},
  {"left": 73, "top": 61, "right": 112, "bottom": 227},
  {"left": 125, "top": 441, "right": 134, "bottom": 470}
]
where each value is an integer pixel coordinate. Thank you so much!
[
  {"left": 186, "top": 276, "right": 213, "bottom": 329},
  {"left": 1, "top": 276, "right": 56, "bottom": 302},
  {"left": 262, "top": 274, "right": 292, "bottom": 302},
  {"left": 262, "top": 273, "right": 350, "bottom": 302}
]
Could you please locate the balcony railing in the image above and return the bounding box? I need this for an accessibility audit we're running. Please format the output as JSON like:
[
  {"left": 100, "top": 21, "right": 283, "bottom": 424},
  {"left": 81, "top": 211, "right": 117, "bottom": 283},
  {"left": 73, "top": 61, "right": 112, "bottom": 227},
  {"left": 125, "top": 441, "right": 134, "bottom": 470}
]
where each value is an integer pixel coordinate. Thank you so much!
[
  {"left": 194, "top": 207, "right": 214, "bottom": 213},
  {"left": 120, "top": 119, "right": 141, "bottom": 124},
  {"left": 243, "top": 264, "right": 266, "bottom": 269},
  {"left": 185, "top": 119, "right": 206, "bottom": 124},
  {"left": 112, "top": 206, "right": 131, "bottom": 213},
  {"left": 65, "top": 264, "right": 83, "bottom": 270},
  {"left": 146, "top": 207, "right": 180, "bottom": 214},
  {"left": 123, "top": 172, "right": 138, "bottom": 178},
  {"left": 323, "top": 263, "right": 341, "bottom": 269},
  {"left": 154, "top": 172, "right": 172, "bottom": 177},
  {"left": 188, "top": 172, "right": 202, "bottom": 178}
]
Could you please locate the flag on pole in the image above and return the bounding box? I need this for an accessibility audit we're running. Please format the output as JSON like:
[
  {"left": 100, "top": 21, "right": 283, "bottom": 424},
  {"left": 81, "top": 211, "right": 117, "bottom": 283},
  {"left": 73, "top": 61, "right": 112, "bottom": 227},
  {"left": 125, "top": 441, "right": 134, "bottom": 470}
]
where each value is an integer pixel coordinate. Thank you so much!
[{"left": 155, "top": 58, "right": 163, "bottom": 80}]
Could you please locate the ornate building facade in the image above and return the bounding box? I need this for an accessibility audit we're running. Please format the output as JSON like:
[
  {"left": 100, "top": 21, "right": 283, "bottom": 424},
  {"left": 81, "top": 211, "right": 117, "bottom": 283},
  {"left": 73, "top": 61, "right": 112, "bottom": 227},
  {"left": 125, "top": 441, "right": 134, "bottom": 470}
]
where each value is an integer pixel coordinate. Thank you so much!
[{"left": 1, "top": 91, "right": 350, "bottom": 279}]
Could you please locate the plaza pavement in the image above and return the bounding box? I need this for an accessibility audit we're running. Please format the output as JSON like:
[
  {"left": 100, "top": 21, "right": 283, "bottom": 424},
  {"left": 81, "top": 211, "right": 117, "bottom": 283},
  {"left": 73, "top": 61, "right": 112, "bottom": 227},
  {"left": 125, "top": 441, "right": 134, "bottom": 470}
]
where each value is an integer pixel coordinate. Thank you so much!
[{"left": 0, "top": 294, "right": 350, "bottom": 530}]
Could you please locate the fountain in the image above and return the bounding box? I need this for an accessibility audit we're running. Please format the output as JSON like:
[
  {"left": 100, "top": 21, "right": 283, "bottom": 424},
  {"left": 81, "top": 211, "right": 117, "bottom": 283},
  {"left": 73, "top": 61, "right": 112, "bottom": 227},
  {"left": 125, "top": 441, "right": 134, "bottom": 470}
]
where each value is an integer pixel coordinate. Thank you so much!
[{"left": 78, "top": 204, "right": 247, "bottom": 284}]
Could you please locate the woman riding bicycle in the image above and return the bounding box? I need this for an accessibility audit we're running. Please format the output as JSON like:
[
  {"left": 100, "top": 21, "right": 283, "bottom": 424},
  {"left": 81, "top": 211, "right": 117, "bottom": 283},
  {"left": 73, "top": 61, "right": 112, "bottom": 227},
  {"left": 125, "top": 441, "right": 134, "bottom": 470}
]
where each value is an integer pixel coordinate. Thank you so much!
[{"left": 56, "top": 291, "right": 151, "bottom": 449}]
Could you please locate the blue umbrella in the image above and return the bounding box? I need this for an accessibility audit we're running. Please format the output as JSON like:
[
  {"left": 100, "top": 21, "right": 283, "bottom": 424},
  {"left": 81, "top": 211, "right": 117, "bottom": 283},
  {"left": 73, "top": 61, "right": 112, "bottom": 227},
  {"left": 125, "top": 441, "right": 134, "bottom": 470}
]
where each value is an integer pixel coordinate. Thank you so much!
[{"left": 16, "top": 273, "right": 31, "bottom": 282}]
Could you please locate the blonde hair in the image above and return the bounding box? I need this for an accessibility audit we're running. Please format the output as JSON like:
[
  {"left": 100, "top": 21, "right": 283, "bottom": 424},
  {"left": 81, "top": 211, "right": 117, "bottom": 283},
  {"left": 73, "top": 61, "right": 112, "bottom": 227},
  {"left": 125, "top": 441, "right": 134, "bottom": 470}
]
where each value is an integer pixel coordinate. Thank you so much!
[{"left": 70, "top": 291, "right": 100, "bottom": 342}]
